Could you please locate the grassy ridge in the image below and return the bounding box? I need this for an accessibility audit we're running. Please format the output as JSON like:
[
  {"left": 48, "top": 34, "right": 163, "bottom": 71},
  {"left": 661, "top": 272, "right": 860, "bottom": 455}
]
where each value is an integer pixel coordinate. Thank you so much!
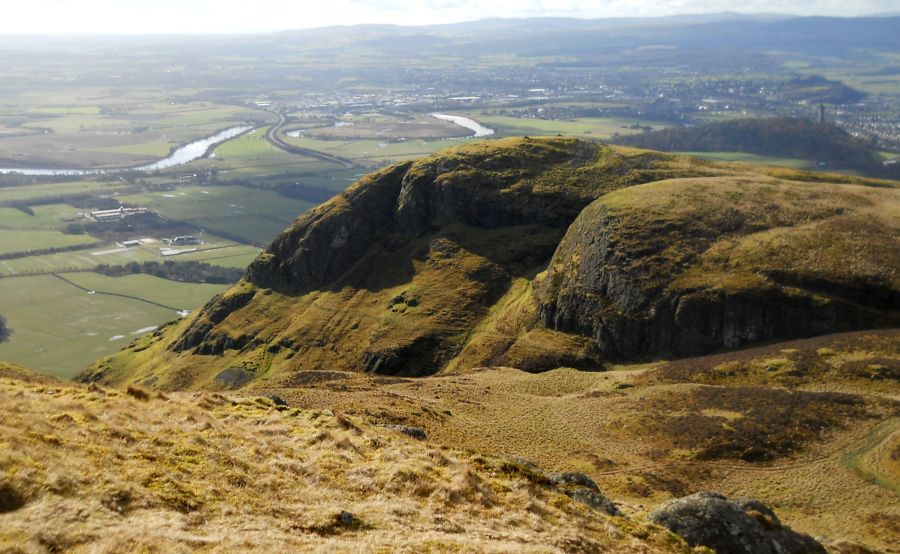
[{"left": 0, "top": 372, "right": 690, "bottom": 553}]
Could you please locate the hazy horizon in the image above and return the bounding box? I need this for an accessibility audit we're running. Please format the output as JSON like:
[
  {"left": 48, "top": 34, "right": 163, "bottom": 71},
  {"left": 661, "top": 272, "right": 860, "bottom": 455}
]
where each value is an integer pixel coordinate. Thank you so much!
[{"left": 1, "top": 0, "right": 898, "bottom": 35}]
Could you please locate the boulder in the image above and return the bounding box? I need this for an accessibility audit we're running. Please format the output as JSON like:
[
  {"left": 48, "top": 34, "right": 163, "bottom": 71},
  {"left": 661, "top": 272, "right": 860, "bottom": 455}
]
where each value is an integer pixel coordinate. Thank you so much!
[
  {"left": 548, "top": 471, "right": 620, "bottom": 516},
  {"left": 648, "top": 491, "right": 826, "bottom": 554}
]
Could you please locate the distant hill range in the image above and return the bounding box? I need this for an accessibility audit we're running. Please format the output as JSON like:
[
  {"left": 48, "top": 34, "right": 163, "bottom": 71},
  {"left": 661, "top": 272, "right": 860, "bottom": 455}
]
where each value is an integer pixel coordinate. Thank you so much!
[
  {"left": 3, "top": 14, "right": 898, "bottom": 69},
  {"left": 616, "top": 117, "right": 899, "bottom": 178},
  {"left": 292, "top": 15, "right": 900, "bottom": 64}
]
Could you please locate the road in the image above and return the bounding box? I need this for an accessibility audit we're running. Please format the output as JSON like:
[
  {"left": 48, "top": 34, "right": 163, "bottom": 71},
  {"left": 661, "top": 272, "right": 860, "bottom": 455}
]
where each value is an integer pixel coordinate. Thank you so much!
[{"left": 264, "top": 110, "right": 356, "bottom": 169}]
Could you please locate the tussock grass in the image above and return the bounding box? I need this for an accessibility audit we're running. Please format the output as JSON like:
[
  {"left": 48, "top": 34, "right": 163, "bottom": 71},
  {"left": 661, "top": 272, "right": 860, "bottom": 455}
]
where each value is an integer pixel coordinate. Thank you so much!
[{"left": 0, "top": 374, "right": 692, "bottom": 553}]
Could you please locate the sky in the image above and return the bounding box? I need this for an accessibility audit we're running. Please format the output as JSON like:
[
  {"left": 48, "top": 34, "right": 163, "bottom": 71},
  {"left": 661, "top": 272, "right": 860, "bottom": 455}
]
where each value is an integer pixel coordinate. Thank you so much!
[{"left": 2, "top": 0, "right": 898, "bottom": 34}]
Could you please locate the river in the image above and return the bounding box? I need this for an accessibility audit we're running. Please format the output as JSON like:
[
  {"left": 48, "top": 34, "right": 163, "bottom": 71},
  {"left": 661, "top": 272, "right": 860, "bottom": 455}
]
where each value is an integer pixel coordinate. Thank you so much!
[
  {"left": 430, "top": 113, "right": 495, "bottom": 137},
  {"left": 0, "top": 125, "right": 254, "bottom": 176}
]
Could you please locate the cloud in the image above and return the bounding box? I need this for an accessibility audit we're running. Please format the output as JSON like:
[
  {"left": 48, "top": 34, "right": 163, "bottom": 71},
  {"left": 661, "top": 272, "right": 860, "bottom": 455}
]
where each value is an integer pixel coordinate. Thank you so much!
[{"left": 1, "top": 0, "right": 896, "bottom": 34}]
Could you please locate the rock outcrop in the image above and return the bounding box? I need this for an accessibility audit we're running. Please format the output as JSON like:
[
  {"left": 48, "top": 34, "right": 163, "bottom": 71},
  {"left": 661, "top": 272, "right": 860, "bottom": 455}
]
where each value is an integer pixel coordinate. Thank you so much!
[
  {"left": 81, "top": 138, "right": 900, "bottom": 388},
  {"left": 536, "top": 177, "right": 900, "bottom": 359},
  {"left": 648, "top": 492, "right": 826, "bottom": 554}
]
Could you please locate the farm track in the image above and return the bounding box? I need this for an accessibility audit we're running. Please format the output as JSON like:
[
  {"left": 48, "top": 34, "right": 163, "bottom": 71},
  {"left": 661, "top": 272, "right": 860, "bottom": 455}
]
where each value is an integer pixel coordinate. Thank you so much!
[
  {"left": 587, "top": 417, "right": 900, "bottom": 485},
  {"left": 842, "top": 418, "right": 900, "bottom": 494}
]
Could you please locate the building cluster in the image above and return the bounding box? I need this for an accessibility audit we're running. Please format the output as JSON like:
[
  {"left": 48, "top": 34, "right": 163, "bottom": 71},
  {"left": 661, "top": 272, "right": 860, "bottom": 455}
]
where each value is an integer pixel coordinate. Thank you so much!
[
  {"left": 162, "top": 235, "right": 202, "bottom": 246},
  {"left": 89, "top": 207, "right": 150, "bottom": 223}
]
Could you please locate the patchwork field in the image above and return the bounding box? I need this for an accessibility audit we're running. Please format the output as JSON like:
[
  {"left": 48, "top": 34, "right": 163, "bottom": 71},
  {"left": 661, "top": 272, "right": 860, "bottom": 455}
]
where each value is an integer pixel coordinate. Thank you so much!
[
  {"left": 117, "top": 186, "right": 316, "bottom": 245},
  {"left": 0, "top": 89, "right": 269, "bottom": 169},
  {"left": 286, "top": 114, "right": 468, "bottom": 141},
  {"left": 0, "top": 204, "right": 85, "bottom": 230},
  {"left": 280, "top": 135, "right": 476, "bottom": 165},
  {"left": 469, "top": 114, "right": 668, "bottom": 139},
  {"left": 0, "top": 236, "right": 259, "bottom": 277},
  {"left": 0, "top": 275, "right": 185, "bottom": 377},
  {"left": 0, "top": 229, "right": 98, "bottom": 255},
  {"left": 0, "top": 181, "right": 131, "bottom": 204}
]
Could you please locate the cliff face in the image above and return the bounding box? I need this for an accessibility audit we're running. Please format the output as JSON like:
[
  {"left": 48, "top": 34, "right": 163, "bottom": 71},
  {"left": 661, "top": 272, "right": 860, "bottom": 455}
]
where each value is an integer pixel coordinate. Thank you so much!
[
  {"left": 536, "top": 177, "right": 900, "bottom": 359},
  {"left": 81, "top": 138, "right": 900, "bottom": 389}
]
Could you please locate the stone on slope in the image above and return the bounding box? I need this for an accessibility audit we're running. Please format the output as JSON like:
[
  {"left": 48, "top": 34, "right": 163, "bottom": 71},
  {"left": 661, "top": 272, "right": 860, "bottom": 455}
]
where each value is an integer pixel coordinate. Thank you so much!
[{"left": 648, "top": 491, "right": 826, "bottom": 554}]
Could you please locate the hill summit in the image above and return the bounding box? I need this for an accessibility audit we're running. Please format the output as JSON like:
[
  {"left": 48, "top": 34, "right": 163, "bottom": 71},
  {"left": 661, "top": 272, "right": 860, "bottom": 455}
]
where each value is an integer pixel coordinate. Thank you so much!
[{"left": 81, "top": 137, "right": 900, "bottom": 389}]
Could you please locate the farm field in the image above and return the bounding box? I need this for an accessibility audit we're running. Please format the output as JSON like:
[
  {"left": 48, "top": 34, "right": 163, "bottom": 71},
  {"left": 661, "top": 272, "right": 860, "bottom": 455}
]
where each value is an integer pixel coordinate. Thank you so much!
[
  {"left": 0, "top": 180, "right": 130, "bottom": 204},
  {"left": 0, "top": 274, "right": 182, "bottom": 377},
  {"left": 467, "top": 114, "right": 668, "bottom": 139},
  {"left": 212, "top": 157, "right": 346, "bottom": 180},
  {"left": 280, "top": 135, "right": 474, "bottom": 165},
  {"left": 286, "top": 114, "right": 468, "bottom": 140},
  {"left": 0, "top": 229, "right": 97, "bottom": 256},
  {"left": 205, "top": 129, "right": 347, "bottom": 180},
  {"left": 214, "top": 127, "right": 293, "bottom": 160},
  {"left": 118, "top": 185, "right": 316, "bottom": 245},
  {"left": 174, "top": 248, "right": 261, "bottom": 268},
  {"left": 0, "top": 236, "right": 258, "bottom": 277},
  {"left": 62, "top": 272, "right": 227, "bottom": 311},
  {"left": 0, "top": 204, "right": 85, "bottom": 230},
  {"left": 0, "top": 90, "right": 270, "bottom": 169},
  {"left": 294, "top": 167, "right": 369, "bottom": 193}
]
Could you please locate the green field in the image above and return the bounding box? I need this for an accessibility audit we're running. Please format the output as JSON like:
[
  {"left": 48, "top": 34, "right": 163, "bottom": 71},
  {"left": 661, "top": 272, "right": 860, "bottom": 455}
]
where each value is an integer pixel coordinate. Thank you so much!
[
  {"left": 0, "top": 91, "right": 271, "bottom": 168},
  {"left": 118, "top": 185, "right": 315, "bottom": 245},
  {"left": 62, "top": 272, "right": 227, "bottom": 310},
  {"left": 0, "top": 229, "right": 97, "bottom": 256},
  {"left": 214, "top": 127, "right": 289, "bottom": 160},
  {"left": 296, "top": 168, "right": 369, "bottom": 192},
  {"left": 470, "top": 115, "right": 668, "bottom": 139},
  {"left": 205, "top": 127, "right": 347, "bottom": 179},
  {"left": 0, "top": 237, "right": 260, "bottom": 277},
  {"left": 0, "top": 204, "right": 85, "bottom": 230},
  {"left": 174, "top": 249, "right": 261, "bottom": 268},
  {"left": 281, "top": 135, "right": 474, "bottom": 164},
  {"left": 0, "top": 181, "right": 130, "bottom": 204},
  {"left": 0, "top": 274, "right": 184, "bottom": 377}
]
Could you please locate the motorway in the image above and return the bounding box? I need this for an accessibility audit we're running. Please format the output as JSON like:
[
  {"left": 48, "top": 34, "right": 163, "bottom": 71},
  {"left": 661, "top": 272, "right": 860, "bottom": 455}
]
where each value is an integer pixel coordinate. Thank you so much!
[{"left": 264, "top": 110, "right": 356, "bottom": 169}]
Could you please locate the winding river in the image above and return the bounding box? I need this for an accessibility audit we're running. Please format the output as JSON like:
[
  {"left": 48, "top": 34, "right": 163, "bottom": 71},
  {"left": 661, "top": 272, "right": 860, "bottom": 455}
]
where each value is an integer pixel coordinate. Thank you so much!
[
  {"left": 430, "top": 113, "right": 495, "bottom": 138},
  {"left": 0, "top": 125, "right": 254, "bottom": 176}
]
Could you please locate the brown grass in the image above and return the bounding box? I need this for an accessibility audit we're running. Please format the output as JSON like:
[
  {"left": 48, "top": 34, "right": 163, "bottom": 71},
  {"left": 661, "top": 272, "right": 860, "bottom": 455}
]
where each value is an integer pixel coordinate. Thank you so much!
[
  {"left": 0, "top": 373, "right": 693, "bottom": 553},
  {"left": 234, "top": 341, "right": 898, "bottom": 551},
  {"left": 644, "top": 329, "right": 900, "bottom": 395}
]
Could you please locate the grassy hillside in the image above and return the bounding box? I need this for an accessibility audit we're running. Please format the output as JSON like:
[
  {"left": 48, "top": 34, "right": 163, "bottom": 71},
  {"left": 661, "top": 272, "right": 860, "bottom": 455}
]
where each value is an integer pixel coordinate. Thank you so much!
[
  {"left": 82, "top": 138, "right": 899, "bottom": 390},
  {"left": 536, "top": 173, "right": 899, "bottom": 358},
  {"left": 69, "top": 138, "right": 899, "bottom": 553},
  {"left": 232, "top": 329, "right": 897, "bottom": 550},
  {"left": 0, "top": 369, "right": 694, "bottom": 553}
]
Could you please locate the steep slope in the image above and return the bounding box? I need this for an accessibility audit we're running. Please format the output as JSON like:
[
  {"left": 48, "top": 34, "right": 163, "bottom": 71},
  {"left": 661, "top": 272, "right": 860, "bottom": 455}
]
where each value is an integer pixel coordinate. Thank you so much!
[
  {"left": 0, "top": 369, "right": 698, "bottom": 553},
  {"left": 536, "top": 175, "right": 900, "bottom": 358},
  {"left": 81, "top": 138, "right": 899, "bottom": 389}
]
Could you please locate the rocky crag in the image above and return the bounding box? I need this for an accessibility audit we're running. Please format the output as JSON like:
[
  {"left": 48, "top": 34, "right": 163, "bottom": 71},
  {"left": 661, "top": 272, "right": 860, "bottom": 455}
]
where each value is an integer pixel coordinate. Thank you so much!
[{"left": 80, "top": 137, "right": 899, "bottom": 389}]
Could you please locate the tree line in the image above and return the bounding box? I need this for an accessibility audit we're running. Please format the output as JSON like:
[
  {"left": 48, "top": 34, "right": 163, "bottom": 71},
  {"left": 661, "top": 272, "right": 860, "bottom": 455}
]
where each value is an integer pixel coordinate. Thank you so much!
[
  {"left": 93, "top": 260, "right": 244, "bottom": 284},
  {"left": 616, "top": 117, "right": 882, "bottom": 173}
]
